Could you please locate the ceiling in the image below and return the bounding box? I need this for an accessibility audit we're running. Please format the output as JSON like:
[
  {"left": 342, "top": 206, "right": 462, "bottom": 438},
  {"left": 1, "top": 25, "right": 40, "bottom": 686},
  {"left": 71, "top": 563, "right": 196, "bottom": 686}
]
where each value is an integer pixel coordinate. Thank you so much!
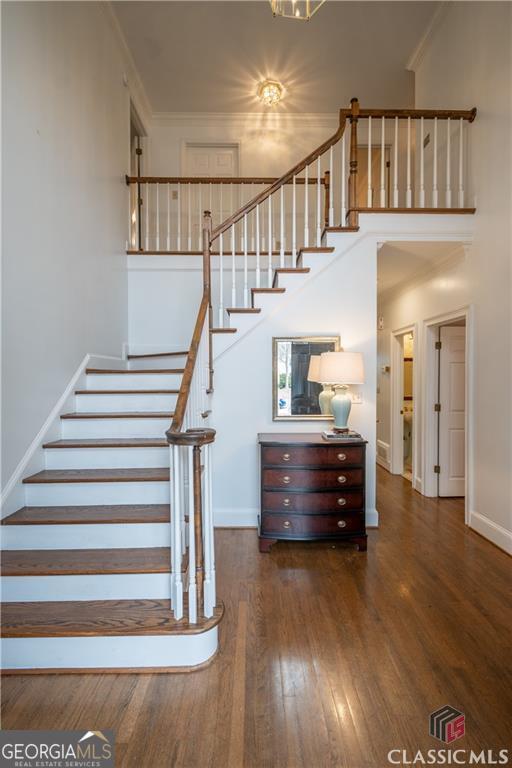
[
  {"left": 378, "top": 242, "right": 464, "bottom": 297},
  {"left": 113, "top": 1, "right": 439, "bottom": 114}
]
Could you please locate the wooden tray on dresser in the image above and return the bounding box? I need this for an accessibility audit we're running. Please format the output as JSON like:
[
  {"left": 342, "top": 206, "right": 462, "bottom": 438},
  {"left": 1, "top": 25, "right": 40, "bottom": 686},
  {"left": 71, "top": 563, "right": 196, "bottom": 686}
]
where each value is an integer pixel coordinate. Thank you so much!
[{"left": 258, "top": 433, "right": 367, "bottom": 553}]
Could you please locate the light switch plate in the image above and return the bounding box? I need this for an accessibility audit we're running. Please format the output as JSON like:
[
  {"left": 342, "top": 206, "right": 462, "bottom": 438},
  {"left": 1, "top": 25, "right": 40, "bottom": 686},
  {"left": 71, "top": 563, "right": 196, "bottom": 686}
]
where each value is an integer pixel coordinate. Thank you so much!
[{"left": 351, "top": 394, "right": 363, "bottom": 405}]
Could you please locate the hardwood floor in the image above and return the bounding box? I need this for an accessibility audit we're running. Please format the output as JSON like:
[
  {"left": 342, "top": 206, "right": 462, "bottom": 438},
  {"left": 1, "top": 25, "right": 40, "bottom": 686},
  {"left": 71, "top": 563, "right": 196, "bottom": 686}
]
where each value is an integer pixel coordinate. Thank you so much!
[{"left": 2, "top": 468, "right": 511, "bottom": 767}]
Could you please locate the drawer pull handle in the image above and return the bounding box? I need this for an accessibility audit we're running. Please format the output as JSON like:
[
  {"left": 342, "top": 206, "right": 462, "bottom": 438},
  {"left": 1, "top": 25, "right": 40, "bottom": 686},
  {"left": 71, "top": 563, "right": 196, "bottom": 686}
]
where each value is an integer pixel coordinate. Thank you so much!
[
  {"left": 337, "top": 520, "right": 347, "bottom": 528},
  {"left": 282, "top": 453, "right": 291, "bottom": 462},
  {"left": 283, "top": 498, "right": 291, "bottom": 507},
  {"left": 283, "top": 520, "right": 291, "bottom": 529},
  {"left": 282, "top": 476, "right": 291, "bottom": 484},
  {"left": 337, "top": 475, "right": 347, "bottom": 484},
  {"left": 337, "top": 498, "right": 347, "bottom": 506},
  {"left": 337, "top": 453, "right": 347, "bottom": 462}
]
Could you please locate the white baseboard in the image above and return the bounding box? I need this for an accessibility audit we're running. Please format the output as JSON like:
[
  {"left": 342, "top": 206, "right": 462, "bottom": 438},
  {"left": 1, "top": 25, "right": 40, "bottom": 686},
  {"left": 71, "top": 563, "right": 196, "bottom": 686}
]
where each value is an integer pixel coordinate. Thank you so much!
[
  {"left": 469, "top": 510, "right": 512, "bottom": 555},
  {"left": 366, "top": 508, "right": 379, "bottom": 528},
  {"left": 376, "top": 440, "right": 391, "bottom": 471},
  {"left": 214, "top": 508, "right": 258, "bottom": 528},
  {"left": 413, "top": 476, "right": 423, "bottom": 493},
  {"left": 0, "top": 350, "right": 124, "bottom": 520},
  {"left": 376, "top": 456, "right": 391, "bottom": 471}
]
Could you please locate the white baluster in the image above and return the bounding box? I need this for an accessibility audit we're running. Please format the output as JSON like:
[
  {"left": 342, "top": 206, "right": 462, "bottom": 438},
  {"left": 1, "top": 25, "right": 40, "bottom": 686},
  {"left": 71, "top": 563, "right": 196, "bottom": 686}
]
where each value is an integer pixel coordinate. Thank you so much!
[
  {"left": 256, "top": 203, "right": 261, "bottom": 288},
  {"left": 155, "top": 184, "right": 160, "bottom": 250},
  {"left": 329, "top": 145, "right": 334, "bottom": 226},
  {"left": 393, "top": 117, "right": 399, "bottom": 208},
  {"left": 433, "top": 118, "right": 438, "bottom": 208},
  {"left": 177, "top": 184, "right": 181, "bottom": 250},
  {"left": 380, "top": 117, "right": 386, "bottom": 208},
  {"left": 166, "top": 182, "right": 170, "bottom": 251},
  {"left": 406, "top": 116, "right": 412, "bottom": 208},
  {"left": 367, "top": 116, "right": 372, "bottom": 207},
  {"left": 292, "top": 175, "right": 297, "bottom": 264},
  {"left": 218, "top": 232, "right": 224, "bottom": 326},
  {"left": 172, "top": 444, "right": 183, "bottom": 619},
  {"left": 446, "top": 117, "right": 452, "bottom": 208},
  {"left": 198, "top": 184, "right": 202, "bottom": 250},
  {"left": 243, "top": 214, "right": 249, "bottom": 308},
  {"left": 231, "top": 223, "right": 236, "bottom": 307},
  {"left": 280, "top": 185, "right": 285, "bottom": 268},
  {"left": 187, "top": 183, "right": 192, "bottom": 250},
  {"left": 268, "top": 194, "right": 273, "bottom": 286},
  {"left": 209, "top": 182, "right": 213, "bottom": 221},
  {"left": 203, "top": 443, "right": 214, "bottom": 618},
  {"left": 316, "top": 156, "right": 322, "bottom": 246},
  {"left": 187, "top": 447, "right": 197, "bottom": 623},
  {"left": 419, "top": 117, "right": 425, "bottom": 208},
  {"left": 145, "top": 182, "right": 149, "bottom": 250},
  {"left": 458, "top": 118, "right": 464, "bottom": 208},
  {"left": 341, "top": 131, "right": 347, "bottom": 223},
  {"left": 251, "top": 189, "right": 255, "bottom": 251},
  {"left": 304, "top": 165, "right": 309, "bottom": 247}
]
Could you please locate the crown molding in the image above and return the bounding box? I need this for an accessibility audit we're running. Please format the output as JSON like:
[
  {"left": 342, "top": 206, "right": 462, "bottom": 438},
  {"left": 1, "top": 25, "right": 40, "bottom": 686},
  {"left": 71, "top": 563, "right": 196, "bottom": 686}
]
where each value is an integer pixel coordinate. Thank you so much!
[
  {"left": 101, "top": 2, "right": 153, "bottom": 133},
  {"left": 151, "top": 111, "right": 339, "bottom": 129},
  {"left": 407, "top": 2, "right": 450, "bottom": 74}
]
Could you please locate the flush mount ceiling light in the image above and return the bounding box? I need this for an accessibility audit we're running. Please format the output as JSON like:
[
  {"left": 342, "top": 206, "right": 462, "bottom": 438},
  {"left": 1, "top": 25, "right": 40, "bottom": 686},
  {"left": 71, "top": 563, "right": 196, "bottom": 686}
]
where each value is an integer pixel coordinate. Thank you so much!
[
  {"left": 269, "top": 0, "right": 327, "bottom": 21},
  {"left": 258, "top": 79, "right": 284, "bottom": 107}
]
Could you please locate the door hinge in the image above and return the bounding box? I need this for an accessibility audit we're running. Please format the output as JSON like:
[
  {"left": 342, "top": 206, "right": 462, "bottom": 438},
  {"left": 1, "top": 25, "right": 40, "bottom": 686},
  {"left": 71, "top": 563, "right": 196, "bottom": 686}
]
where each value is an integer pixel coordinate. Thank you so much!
[
  {"left": 434, "top": 403, "right": 441, "bottom": 412},
  {"left": 435, "top": 341, "right": 442, "bottom": 350},
  {"left": 434, "top": 465, "right": 441, "bottom": 474},
  {"left": 136, "top": 147, "right": 143, "bottom": 156}
]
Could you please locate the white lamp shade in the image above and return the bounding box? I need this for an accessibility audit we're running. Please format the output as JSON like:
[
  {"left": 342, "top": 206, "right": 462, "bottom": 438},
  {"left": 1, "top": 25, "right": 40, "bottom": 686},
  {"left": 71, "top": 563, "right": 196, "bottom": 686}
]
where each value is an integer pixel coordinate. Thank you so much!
[
  {"left": 318, "top": 351, "right": 365, "bottom": 385},
  {"left": 307, "top": 355, "right": 321, "bottom": 383}
]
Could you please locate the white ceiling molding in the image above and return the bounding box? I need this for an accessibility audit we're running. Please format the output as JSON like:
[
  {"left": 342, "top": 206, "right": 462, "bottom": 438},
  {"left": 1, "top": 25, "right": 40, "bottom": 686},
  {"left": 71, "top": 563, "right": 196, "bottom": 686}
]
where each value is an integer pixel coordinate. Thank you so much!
[
  {"left": 152, "top": 111, "right": 339, "bottom": 128},
  {"left": 406, "top": 2, "right": 450, "bottom": 73},
  {"left": 101, "top": 2, "right": 153, "bottom": 133}
]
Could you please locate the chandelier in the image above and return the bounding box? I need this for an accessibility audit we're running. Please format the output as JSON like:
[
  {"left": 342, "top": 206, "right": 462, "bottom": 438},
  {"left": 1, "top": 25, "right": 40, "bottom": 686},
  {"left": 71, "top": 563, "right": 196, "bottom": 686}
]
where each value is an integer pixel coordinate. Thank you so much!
[
  {"left": 258, "top": 80, "right": 284, "bottom": 107},
  {"left": 269, "top": 0, "right": 327, "bottom": 21}
]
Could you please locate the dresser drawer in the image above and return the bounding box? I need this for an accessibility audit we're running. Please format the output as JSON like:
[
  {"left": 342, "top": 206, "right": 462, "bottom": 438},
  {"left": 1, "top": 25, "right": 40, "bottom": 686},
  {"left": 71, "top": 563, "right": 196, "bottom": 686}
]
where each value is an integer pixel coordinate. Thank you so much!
[
  {"left": 262, "top": 468, "right": 363, "bottom": 491},
  {"left": 261, "top": 445, "right": 364, "bottom": 468},
  {"left": 261, "top": 512, "right": 364, "bottom": 537},
  {"left": 262, "top": 490, "right": 364, "bottom": 513}
]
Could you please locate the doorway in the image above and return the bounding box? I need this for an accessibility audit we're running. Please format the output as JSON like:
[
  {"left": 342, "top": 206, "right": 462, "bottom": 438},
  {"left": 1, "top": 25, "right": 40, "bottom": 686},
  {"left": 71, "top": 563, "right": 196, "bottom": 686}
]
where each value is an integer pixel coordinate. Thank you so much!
[{"left": 390, "top": 325, "right": 418, "bottom": 484}]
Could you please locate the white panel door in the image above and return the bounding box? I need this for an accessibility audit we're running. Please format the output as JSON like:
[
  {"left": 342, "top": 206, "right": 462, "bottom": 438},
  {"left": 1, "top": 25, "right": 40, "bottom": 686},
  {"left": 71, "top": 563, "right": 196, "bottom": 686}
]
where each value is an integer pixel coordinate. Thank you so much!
[
  {"left": 184, "top": 144, "right": 239, "bottom": 178},
  {"left": 439, "top": 326, "right": 466, "bottom": 497}
]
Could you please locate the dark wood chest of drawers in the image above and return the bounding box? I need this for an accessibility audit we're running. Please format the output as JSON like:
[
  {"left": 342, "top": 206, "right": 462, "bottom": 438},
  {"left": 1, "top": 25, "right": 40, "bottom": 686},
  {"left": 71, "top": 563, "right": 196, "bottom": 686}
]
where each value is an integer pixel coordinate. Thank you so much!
[{"left": 258, "top": 433, "right": 367, "bottom": 553}]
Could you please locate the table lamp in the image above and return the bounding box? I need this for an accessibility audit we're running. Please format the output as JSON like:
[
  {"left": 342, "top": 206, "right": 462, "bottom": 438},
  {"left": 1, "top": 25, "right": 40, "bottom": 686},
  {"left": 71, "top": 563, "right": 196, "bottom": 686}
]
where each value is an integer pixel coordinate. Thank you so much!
[
  {"left": 318, "top": 351, "right": 365, "bottom": 431},
  {"left": 307, "top": 355, "right": 334, "bottom": 415}
]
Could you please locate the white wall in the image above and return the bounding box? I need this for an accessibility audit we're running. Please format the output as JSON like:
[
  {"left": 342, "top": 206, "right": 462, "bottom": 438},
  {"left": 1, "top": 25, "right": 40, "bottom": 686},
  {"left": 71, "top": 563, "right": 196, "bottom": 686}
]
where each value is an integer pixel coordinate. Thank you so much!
[
  {"left": 211, "top": 235, "right": 378, "bottom": 528},
  {"left": 1, "top": 3, "right": 136, "bottom": 488},
  {"left": 401, "top": 1, "right": 512, "bottom": 549}
]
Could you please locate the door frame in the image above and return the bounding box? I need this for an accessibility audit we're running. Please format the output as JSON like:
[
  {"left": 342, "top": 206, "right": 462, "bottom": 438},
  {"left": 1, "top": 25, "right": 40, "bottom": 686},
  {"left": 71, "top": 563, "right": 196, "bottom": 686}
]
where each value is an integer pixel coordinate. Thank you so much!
[
  {"left": 422, "top": 306, "right": 473, "bottom": 524},
  {"left": 180, "top": 141, "right": 242, "bottom": 176},
  {"left": 390, "top": 323, "right": 419, "bottom": 485}
]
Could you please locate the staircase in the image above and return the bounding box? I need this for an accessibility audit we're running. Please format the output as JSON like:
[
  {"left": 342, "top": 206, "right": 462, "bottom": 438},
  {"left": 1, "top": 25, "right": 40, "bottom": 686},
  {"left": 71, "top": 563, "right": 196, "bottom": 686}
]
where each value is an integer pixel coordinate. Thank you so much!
[{"left": 1, "top": 352, "right": 222, "bottom": 672}]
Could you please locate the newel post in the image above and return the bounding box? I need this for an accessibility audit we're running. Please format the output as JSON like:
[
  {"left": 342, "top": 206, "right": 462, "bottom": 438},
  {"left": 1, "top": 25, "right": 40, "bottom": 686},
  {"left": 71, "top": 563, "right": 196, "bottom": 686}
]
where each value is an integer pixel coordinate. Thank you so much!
[
  {"left": 203, "top": 211, "right": 214, "bottom": 393},
  {"left": 348, "top": 98, "right": 360, "bottom": 227}
]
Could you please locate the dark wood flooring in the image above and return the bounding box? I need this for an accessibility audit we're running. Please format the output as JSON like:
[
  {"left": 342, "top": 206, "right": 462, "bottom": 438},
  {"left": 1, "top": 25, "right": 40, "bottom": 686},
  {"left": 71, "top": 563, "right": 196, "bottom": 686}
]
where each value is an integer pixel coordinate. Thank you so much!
[{"left": 2, "top": 468, "right": 511, "bottom": 767}]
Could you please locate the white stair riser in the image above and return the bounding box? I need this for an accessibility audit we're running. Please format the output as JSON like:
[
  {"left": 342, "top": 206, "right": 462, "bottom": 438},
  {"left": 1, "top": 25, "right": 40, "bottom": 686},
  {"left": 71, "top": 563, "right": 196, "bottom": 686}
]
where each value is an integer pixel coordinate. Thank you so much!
[
  {"left": 128, "top": 357, "right": 186, "bottom": 371},
  {"left": 252, "top": 294, "right": 282, "bottom": 313},
  {"left": 1, "top": 522, "right": 171, "bottom": 550},
  {"left": 228, "top": 313, "right": 260, "bottom": 334},
  {"left": 25, "top": 481, "right": 170, "bottom": 506},
  {"left": 86, "top": 373, "right": 182, "bottom": 390},
  {"left": 1, "top": 573, "right": 171, "bottom": 602},
  {"left": 213, "top": 333, "right": 238, "bottom": 357},
  {"left": 1, "top": 628, "right": 218, "bottom": 670},
  {"left": 45, "top": 447, "right": 169, "bottom": 469},
  {"left": 274, "top": 272, "right": 309, "bottom": 291},
  {"left": 76, "top": 393, "right": 177, "bottom": 413},
  {"left": 62, "top": 417, "right": 169, "bottom": 439}
]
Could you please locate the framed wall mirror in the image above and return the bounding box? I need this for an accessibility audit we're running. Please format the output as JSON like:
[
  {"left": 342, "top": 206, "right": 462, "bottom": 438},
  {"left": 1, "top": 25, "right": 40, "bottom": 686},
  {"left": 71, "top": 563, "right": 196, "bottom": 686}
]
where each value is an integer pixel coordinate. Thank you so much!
[{"left": 272, "top": 336, "right": 340, "bottom": 421}]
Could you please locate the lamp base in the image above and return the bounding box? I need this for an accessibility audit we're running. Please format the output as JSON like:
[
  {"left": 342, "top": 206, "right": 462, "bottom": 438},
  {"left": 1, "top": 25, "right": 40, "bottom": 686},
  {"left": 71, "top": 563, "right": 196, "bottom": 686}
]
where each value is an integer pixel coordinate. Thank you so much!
[
  {"left": 331, "top": 385, "right": 352, "bottom": 431},
  {"left": 318, "top": 384, "right": 334, "bottom": 415}
]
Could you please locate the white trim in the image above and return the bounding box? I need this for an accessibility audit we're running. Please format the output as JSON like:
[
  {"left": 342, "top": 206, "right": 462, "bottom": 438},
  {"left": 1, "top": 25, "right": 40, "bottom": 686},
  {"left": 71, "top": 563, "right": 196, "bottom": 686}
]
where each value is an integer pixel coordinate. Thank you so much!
[
  {"left": 376, "top": 439, "right": 391, "bottom": 471},
  {"left": 153, "top": 112, "right": 338, "bottom": 129},
  {"left": 366, "top": 508, "right": 379, "bottom": 528},
  {"left": 390, "top": 324, "right": 418, "bottom": 479},
  {"left": 469, "top": 511, "right": 512, "bottom": 555},
  {"left": 406, "top": 2, "right": 450, "bottom": 73}
]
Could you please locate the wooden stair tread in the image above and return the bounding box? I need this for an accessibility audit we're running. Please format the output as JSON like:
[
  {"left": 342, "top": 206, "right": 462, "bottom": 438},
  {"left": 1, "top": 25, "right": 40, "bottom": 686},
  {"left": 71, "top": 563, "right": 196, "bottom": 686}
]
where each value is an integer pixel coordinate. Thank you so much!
[
  {"left": 324, "top": 226, "right": 359, "bottom": 232},
  {"left": 251, "top": 288, "right": 286, "bottom": 294},
  {"left": 1, "top": 505, "right": 170, "bottom": 526},
  {"left": 61, "top": 411, "right": 171, "bottom": 419},
  {"left": 299, "top": 247, "right": 335, "bottom": 253},
  {"left": 1, "top": 599, "right": 223, "bottom": 637},
  {"left": 75, "top": 389, "right": 180, "bottom": 395},
  {"left": 42, "top": 438, "right": 168, "bottom": 449},
  {"left": 211, "top": 327, "right": 237, "bottom": 334},
  {"left": 226, "top": 307, "right": 261, "bottom": 315},
  {"left": 22, "top": 468, "right": 170, "bottom": 484},
  {"left": 127, "top": 351, "right": 188, "bottom": 360},
  {"left": 0, "top": 547, "right": 171, "bottom": 576},
  {"left": 86, "top": 368, "right": 184, "bottom": 375}
]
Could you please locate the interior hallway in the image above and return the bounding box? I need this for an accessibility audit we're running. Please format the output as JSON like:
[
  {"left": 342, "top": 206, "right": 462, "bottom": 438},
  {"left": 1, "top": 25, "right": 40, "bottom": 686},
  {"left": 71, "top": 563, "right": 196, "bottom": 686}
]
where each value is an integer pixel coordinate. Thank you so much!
[{"left": 2, "top": 468, "right": 511, "bottom": 767}]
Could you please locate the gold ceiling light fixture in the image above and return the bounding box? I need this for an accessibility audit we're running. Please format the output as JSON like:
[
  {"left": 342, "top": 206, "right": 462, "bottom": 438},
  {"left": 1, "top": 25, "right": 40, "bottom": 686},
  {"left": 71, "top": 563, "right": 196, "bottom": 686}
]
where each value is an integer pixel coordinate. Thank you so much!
[
  {"left": 269, "top": 0, "right": 327, "bottom": 21},
  {"left": 258, "top": 79, "right": 284, "bottom": 107}
]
